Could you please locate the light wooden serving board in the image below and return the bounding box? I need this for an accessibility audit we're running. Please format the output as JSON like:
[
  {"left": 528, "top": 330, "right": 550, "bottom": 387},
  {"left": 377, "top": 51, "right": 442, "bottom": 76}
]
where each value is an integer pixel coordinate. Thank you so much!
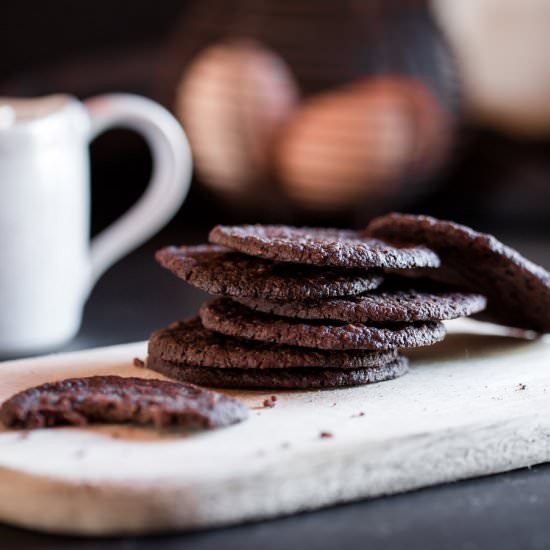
[{"left": 1, "top": 319, "right": 550, "bottom": 536}]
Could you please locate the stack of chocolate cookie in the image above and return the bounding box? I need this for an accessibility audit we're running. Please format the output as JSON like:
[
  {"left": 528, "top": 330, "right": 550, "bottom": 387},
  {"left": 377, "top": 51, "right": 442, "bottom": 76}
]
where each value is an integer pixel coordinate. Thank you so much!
[{"left": 146, "top": 223, "right": 487, "bottom": 389}]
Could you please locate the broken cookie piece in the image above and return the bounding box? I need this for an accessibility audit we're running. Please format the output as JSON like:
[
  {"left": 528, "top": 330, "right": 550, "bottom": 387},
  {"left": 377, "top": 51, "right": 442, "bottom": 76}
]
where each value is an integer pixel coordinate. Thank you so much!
[{"left": 0, "top": 375, "right": 248, "bottom": 430}]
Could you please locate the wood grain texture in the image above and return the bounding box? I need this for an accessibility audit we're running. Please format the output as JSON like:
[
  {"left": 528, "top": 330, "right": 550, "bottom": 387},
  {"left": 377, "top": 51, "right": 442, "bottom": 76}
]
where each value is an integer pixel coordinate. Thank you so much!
[{"left": 0, "top": 319, "right": 549, "bottom": 535}]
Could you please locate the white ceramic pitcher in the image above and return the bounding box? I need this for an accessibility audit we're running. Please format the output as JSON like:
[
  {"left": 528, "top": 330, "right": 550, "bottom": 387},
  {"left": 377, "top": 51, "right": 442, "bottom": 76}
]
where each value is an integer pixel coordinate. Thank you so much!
[{"left": 0, "top": 94, "right": 192, "bottom": 356}]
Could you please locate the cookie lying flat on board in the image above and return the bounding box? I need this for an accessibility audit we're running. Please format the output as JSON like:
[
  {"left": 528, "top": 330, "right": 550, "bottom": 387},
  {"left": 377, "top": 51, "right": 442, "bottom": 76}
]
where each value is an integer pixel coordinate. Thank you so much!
[
  {"left": 235, "top": 284, "right": 487, "bottom": 323},
  {"left": 147, "top": 355, "right": 409, "bottom": 390},
  {"left": 209, "top": 225, "right": 440, "bottom": 269},
  {"left": 200, "top": 298, "right": 446, "bottom": 351},
  {"left": 156, "top": 245, "right": 383, "bottom": 300},
  {"left": 367, "top": 213, "right": 550, "bottom": 332},
  {"left": 0, "top": 376, "right": 248, "bottom": 430},
  {"left": 149, "top": 318, "right": 398, "bottom": 369}
]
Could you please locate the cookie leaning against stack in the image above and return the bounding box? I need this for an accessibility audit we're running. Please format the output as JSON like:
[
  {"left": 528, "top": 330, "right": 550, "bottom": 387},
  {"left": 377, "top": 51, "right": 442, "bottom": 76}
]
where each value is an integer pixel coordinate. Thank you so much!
[{"left": 146, "top": 224, "right": 486, "bottom": 389}]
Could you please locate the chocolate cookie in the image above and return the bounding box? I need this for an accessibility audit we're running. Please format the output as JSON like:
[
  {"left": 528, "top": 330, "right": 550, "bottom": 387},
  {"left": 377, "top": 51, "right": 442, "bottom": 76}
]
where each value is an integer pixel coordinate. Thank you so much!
[
  {"left": 0, "top": 376, "right": 248, "bottom": 430},
  {"left": 149, "top": 318, "right": 398, "bottom": 369},
  {"left": 235, "top": 284, "right": 487, "bottom": 323},
  {"left": 147, "top": 355, "right": 409, "bottom": 389},
  {"left": 200, "top": 298, "right": 446, "bottom": 350},
  {"left": 367, "top": 213, "right": 550, "bottom": 332},
  {"left": 156, "top": 245, "right": 383, "bottom": 300},
  {"left": 209, "top": 225, "right": 440, "bottom": 269}
]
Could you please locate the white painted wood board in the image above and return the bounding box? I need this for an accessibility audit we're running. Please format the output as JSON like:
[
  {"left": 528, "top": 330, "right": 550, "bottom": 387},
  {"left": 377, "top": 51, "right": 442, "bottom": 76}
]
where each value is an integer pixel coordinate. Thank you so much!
[{"left": 0, "top": 319, "right": 549, "bottom": 536}]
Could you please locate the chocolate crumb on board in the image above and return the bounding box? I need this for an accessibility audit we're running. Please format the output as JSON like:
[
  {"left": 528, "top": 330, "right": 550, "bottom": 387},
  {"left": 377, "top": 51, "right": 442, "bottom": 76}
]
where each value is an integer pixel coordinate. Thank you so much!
[
  {"left": 517, "top": 383, "right": 527, "bottom": 391},
  {"left": 319, "top": 431, "right": 334, "bottom": 439},
  {"left": 133, "top": 357, "right": 145, "bottom": 368},
  {"left": 351, "top": 412, "right": 366, "bottom": 418},
  {"left": 254, "top": 396, "right": 278, "bottom": 410}
]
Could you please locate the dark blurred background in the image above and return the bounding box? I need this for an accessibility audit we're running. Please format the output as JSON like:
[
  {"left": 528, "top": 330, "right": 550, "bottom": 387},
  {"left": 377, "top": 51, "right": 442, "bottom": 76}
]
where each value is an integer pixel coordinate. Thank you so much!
[{"left": 1, "top": 0, "right": 550, "bottom": 238}]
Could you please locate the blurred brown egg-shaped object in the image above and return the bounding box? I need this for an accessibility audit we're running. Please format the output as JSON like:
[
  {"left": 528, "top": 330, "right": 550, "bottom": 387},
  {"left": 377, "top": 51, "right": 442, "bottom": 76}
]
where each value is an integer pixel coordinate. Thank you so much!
[
  {"left": 160, "top": 0, "right": 461, "bottom": 114},
  {"left": 276, "top": 77, "right": 452, "bottom": 212},
  {"left": 175, "top": 40, "right": 300, "bottom": 199}
]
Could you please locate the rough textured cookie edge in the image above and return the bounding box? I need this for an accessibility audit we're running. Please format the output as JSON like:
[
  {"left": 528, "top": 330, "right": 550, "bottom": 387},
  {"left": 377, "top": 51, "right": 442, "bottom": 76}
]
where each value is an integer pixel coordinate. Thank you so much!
[
  {"left": 200, "top": 298, "right": 447, "bottom": 351},
  {"left": 146, "top": 355, "right": 410, "bottom": 389},
  {"left": 367, "top": 212, "right": 550, "bottom": 332},
  {"left": 209, "top": 224, "right": 441, "bottom": 269},
  {"left": 155, "top": 244, "right": 384, "bottom": 300},
  {"left": 234, "top": 288, "right": 487, "bottom": 323},
  {"left": 148, "top": 318, "right": 399, "bottom": 369}
]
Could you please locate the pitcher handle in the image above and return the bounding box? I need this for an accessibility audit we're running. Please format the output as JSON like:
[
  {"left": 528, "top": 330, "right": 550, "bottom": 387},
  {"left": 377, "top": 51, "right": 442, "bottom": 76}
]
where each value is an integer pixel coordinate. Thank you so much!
[{"left": 84, "top": 94, "right": 192, "bottom": 288}]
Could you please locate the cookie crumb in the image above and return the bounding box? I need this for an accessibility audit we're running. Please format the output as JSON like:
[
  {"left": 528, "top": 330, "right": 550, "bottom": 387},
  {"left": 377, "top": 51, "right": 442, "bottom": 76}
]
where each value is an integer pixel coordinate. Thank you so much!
[
  {"left": 517, "top": 383, "right": 527, "bottom": 391},
  {"left": 263, "top": 398, "right": 276, "bottom": 408},
  {"left": 271, "top": 395, "right": 277, "bottom": 402},
  {"left": 133, "top": 357, "right": 145, "bottom": 368},
  {"left": 319, "top": 431, "right": 333, "bottom": 439},
  {"left": 351, "top": 412, "right": 365, "bottom": 418}
]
